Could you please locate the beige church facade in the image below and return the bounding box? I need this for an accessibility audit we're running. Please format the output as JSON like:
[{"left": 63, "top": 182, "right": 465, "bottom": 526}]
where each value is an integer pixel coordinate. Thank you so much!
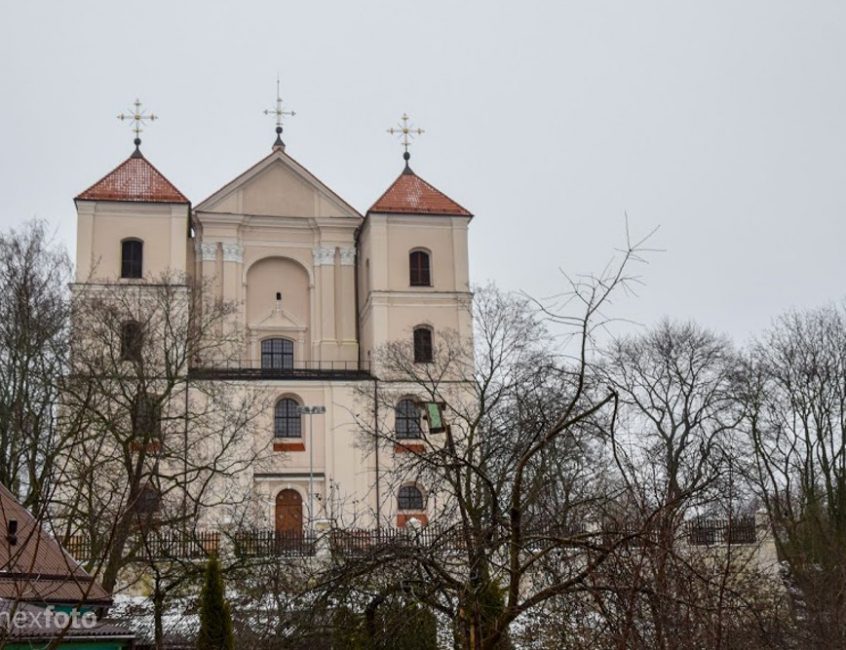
[{"left": 72, "top": 129, "right": 474, "bottom": 534}]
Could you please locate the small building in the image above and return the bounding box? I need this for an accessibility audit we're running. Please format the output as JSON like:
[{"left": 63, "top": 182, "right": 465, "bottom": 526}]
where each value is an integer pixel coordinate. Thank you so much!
[
  {"left": 0, "top": 483, "right": 134, "bottom": 648},
  {"left": 0, "top": 599, "right": 136, "bottom": 649}
]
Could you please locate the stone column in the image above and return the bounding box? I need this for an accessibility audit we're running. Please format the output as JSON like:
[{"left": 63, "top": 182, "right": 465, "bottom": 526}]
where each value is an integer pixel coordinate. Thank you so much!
[
  {"left": 339, "top": 247, "right": 358, "bottom": 363},
  {"left": 313, "top": 245, "right": 336, "bottom": 363},
  {"left": 221, "top": 242, "right": 244, "bottom": 361}
]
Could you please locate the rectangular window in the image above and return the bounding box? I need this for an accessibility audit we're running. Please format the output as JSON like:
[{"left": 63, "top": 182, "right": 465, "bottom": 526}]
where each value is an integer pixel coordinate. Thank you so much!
[
  {"left": 132, "top": 393, "right": 162, "bottom": 442},
  {"left": 261, "top": 338, "right": 294, "bottom": 370},
  {"left": 121, "top": 240, "right": 143, "bottom": 279},
  {"left": 409, "top": 251, "right": 431, "bottom": 287},
  {"left": 395, "top": 399, "right": 422, "bottom": 439},
  {"left": 413, "top": 328, "right": 433, "bottom": 363},
  {"left": 120, "top": 322, "right": 143, "bottom": 361}
]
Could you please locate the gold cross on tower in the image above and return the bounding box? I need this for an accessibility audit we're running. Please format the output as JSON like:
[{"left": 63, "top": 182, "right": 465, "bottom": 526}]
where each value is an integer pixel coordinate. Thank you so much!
[
  {"left": 264, "top": 77, "right": 296, "bottom": 150},
  {"left": 117, "top": 99, "right": 158, "bottom": 151},
  {"left": 387, "top": 113, "right": 424, "bottom": 168}
]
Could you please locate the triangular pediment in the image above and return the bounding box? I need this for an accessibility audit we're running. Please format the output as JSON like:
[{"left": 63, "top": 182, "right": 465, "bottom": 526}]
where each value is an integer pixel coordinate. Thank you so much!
[
  {"left": 196, "top": 149, "right": 361, "bottom": 219},
  {"left": 250, "top": 307, "right": 304, "bottom": 331}
]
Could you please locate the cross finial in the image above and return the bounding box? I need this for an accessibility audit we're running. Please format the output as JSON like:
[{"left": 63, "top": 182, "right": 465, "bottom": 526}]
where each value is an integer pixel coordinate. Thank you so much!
[
  {"left": 387, "top": 113, "right": 424, "bottom": 170},
  {"left": 264, "top": 76, "right": 296, "bottom": 150},
  {"left": 117, "top": 99, "right": 157, "bottom": 155}
]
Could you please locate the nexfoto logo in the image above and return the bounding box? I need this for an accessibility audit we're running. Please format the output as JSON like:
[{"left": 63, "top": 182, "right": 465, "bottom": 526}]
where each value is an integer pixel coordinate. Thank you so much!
[{"left": 0, "top": 606, "right": 98, "bottom": 630}]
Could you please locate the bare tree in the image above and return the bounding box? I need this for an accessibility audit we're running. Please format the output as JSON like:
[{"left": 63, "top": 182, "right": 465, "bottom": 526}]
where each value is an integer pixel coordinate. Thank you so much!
[
  {"left": 581, "top": 320, "right": 785, "bottom": 649},
  {"left": 0, "top": 220, "right": 72, "bottom": 511},
  {"left": 55, "top": 273, "right": 269, "bottom": 648},
  {"left": 311, "top": 233, "right": 666, "bottom": 650},
  {"left": 741, "top": 303, "right": 846, "bottom": 648}
]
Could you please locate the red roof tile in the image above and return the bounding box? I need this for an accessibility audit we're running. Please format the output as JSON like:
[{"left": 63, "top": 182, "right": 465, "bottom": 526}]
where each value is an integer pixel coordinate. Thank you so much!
[
  {"left": 368, "top": 167, "right": 472, "bottom": 217},
  {"left": 76, "top": 150, "right": 188, "bottom": 204},
  {"left": 0, "top": 483, "right": 111, "bottom": 605}
]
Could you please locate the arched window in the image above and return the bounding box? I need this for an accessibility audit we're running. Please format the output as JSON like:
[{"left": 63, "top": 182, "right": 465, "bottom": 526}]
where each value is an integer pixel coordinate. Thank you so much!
[
  {"left": 395, "top": 399, "right": 422, "bottom": 440},
  {"left": 262, "top": 338, "right": 294, "bottom": 370},
  {"left": 409, "top": 250, "right": 431, "bottom": 287},
  {"left": 413, "top": 327, "right": 433, "bottom": 363},
  {"left": 120, "top": 321, "right": 143, "bottom": 361},
  {"left": 398, "top": 485, "right": 424, "bottom": 511},
  {"left": 274, "top": 398, "right": 302, "bottom": 438},
  {"left": 121, "top": 239, "right": 143, "bottom": 279}
]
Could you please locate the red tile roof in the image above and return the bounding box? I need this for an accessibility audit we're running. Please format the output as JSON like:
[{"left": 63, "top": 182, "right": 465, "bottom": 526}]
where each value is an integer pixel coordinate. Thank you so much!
[
  {"left": 76, "top": 150, "right": 188, "bottom": 204},
  {"left": 0, "top": 483, "right": 112, "bottom": 605},
  {"left": 368, "top": 166, "right": 472, "bottom": 217}
]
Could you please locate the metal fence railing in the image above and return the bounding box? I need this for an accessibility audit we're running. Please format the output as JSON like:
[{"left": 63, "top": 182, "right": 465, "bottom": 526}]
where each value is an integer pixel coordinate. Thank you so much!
[
  {"left": 64, "top": 535, "right": 92, "bottom": 561},
  {"left": 189, "top": 359, "right": 371, "bottom": 381},
  {"left": 63, "top": 531, "right": 221, "bottom": 561},
  {"left": 62, "top": 518, "right": 760, "bottom": 563},
  {"left": 685, "top": 517, "right": 757, "bottom": 546},
  {"left": 232, "top": 530, "right": 316, "bottom": 557}
]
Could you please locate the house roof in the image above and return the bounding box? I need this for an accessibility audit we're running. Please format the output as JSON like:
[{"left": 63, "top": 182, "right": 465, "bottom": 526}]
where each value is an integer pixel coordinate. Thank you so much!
[
  {"left": 76, "top": 148, "right": 189, "bottom": 204},
  {"left": 0, "top": 484, "right": 112, "bottom": 606},
  {"left": 367, "top": 164, "right": 472, "bottom": 217},
  {"left": 0, "top": 600, "right": 134, "bottom": 642}
]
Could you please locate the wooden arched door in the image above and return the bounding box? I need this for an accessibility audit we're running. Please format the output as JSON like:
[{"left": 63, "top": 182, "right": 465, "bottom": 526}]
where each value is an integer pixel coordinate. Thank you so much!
[{"left": 275, "top": 489, "right": 303, "bottom": 538}]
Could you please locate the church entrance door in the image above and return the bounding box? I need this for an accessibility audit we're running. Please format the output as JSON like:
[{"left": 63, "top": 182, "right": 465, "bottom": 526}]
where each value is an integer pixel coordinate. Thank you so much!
[{"left": 275, "top": 489, "right": 303, "bottom": 550}]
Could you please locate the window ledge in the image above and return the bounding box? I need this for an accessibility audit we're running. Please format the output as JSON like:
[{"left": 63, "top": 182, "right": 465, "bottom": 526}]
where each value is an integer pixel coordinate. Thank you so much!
[
  {"left": 274, "top": 441, "right": 305, "bottom": 452},
  {"left": 129, "top": 440, "right": 161, "bottom": 453},
  {"left": 394, "top": 442, "right": 425, "bottom": 454}
]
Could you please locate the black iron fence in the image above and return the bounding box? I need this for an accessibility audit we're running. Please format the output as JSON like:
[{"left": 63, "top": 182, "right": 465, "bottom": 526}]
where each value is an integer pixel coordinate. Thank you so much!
[
  {"left": 63, "top": 531, "right": 220, "bottom": 561},
  {"left": 145, "top": 531, "right": 220, "bottom": 558},
  {"left": 685, "top": 517, "right": 757, "bottom": 546},
  {"left": 62, "top": 518, "right": 759, "bottom": 562},
  {"left": 189, "top": 359, "right": 371, "bottom": 381},
  {"left": 232, "top": 530, "right": 316, "bottom": 557}
]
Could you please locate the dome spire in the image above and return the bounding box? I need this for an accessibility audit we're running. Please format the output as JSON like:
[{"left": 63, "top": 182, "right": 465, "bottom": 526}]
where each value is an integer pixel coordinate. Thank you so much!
[
  {"left": 264, "top": 76, "right": 296, "bottom": 151},
  {"left": 387, "top": 112, "right": 424, "bottom": 173},
  {"left": 117, "top": 98, "right": 158, "bottom": 158}
]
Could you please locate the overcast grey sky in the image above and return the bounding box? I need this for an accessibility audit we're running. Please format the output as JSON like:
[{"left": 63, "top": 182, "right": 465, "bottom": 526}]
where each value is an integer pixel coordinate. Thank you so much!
[{"left": 1, "top": 1, "right": 844, "bottom": 342}]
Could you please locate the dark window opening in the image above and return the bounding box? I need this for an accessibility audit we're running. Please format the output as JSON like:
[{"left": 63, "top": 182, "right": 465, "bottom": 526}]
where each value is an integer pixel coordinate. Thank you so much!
[
  {"left": 398, "top": 485, "right": 424, "bottom": 511},
  {"left": 413, "top": 327, "right": 433, "bottom": 363},
  {"left": 121, "top": 240, "right": 143, "bottom": 279},
  {"left": 395, "top": 399, "right": 422, "bottom": 440},
  {"left": 409, "top": 251, "right": 431, "bottom": 287},
  {"left": 132, "top": 393, "right": 161, "bottom": 442},
  {"left": 262, "top": 338, "right": 294, "bottom": 370},
  {"left": 134, "top": 484, "right": 161, "bottom": 514},
  {"left": 120, "top": 321, "right": 143, "bottom": 361},
  {"left": 274, "top": 398, "right": 302, "bottom": 438}
]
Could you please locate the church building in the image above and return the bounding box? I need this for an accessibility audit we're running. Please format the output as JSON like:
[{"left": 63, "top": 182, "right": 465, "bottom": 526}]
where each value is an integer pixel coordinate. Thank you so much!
[{"left": 71, "top": 100, "right": 474, "bottom": 536}]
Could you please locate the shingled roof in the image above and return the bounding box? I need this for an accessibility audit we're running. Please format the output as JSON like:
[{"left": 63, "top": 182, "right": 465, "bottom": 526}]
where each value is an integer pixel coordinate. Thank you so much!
[
  {"left": 368, "top": 166, "right": 472, "bottom": 217},
  {"left": 0, "top": 483, "right": 111, "bottom": 606},
  {"left": 76, "top": 149, "right": 188, "bottom": 204}
]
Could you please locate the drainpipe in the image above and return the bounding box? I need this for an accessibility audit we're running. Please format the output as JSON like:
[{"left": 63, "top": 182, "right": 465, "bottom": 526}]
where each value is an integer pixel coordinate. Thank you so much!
[
  {"left": 354, "top": 225, "right": 362, "bottom": 371},
  {"left": 374, "top": 377, "right": 381, "bottom": 530}
]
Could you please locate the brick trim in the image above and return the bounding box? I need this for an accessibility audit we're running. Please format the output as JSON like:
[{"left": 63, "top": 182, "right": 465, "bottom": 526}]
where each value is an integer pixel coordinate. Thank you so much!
[
  {"left": 274, "top": 441, "right": 306, "bottom": 452},
  {"left": 394, "top": 442, "right": 425, "bottom": 454},
  {"left": 129, "top": 440, "right": 160, "bottom": 453},
  {"left": 397, "top": 513, "right": 429, "bottom": 528}
]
